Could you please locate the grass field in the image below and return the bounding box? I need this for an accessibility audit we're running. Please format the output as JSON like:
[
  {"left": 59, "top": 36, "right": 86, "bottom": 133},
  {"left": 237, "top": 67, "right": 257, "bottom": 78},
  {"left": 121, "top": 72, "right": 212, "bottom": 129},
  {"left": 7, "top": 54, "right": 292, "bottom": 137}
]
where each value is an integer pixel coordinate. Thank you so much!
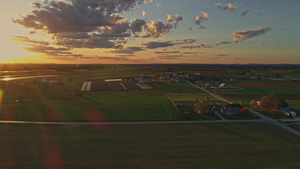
[
  {"left": 0, "top": 72, "right": 211, "bottom": 122},
  {"left": 209, "top": 80, "right": 300, "bottom": 117},
  {"left": 230, "top": 80, "right": 300, "bottom": 88},
  {"left": 151, "top": 82, "right": 202, "bottom": 93},
  {"left": 1, "top": 66, "right": 299, "bottom": 169},
  {"left": 60, "top": 70, "right": 148, "bottom": 91},
  {"left": 0, "top": 123, "right": 299, "bottom": 169},
  {"left": 0, "top": 82, "right": 180, "bottom": 121},
  {"left": 166, "top": 93, "right": 223, "bottom": 120},
  {"left": 223, "top": 112, "right": 260, "bottom": 120},
  {"left": 167, "top": 93, "right": 214, "bottom": 102},
  {"left": 289, "top": 124, "right": 300, "bottom": 132}
]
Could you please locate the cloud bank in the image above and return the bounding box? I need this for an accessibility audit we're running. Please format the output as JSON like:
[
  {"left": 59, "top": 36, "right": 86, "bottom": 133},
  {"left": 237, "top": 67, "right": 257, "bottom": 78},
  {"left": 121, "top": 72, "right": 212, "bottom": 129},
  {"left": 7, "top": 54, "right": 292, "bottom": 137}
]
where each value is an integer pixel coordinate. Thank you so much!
[
  {"left": 142, "top": 41, "right": 175, "bottom": 49},
  {"left": 232, "top": 27, "right": 271, "bottom": 42}
]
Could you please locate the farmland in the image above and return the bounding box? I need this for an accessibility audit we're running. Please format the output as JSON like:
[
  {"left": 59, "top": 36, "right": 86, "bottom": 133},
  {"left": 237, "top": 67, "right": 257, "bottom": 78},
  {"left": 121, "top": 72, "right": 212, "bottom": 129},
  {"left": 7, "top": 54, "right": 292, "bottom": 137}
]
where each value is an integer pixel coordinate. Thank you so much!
[
  {"left": 0, "top": 85, "right": 179, "bottom": 121},
  {"left": 0, "top": 64, "right": 299, "bottom": 169},
  {"left": 0, "top": 123, "right": 299, "bottom": 169},
  {"left": 88, "top": 81, "right": 152, "bottom": 91},
  {"left": 208, "top": 80, "right": 300, "bottom": 117},
  {"left": 2, "top": 67, "right": 299, "bottom": 121},
  {"left": 0, "top": 69, "right": 183, "bottom": 122}
]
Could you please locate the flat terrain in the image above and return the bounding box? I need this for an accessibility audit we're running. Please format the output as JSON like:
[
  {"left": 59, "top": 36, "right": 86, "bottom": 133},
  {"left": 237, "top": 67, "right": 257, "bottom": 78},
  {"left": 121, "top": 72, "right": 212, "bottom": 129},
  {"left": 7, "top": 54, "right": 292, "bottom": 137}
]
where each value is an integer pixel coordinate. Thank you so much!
[
  {"left": 151, "top": 81, "right": 203, "bottom": 93},
  {"left": 231, "top": 80, "right": 300, "bottom": 88},
  {"left": 0, "top": 123, "right": 299, "bottom": 169},
  {"left": 211, "top": 80, "right": 300, "bottom": 117},
  {"left": 0, "top": 89, "right": 179, "bottom": 122},
  {"left": 0, "top": 71, "right": 208, "bottom": 122},
  {"left": 168, "top": 93, "right": 214, "bottom": 102},
  {"left": 0, "top": 65, "right": 299, "bottom": 168}
]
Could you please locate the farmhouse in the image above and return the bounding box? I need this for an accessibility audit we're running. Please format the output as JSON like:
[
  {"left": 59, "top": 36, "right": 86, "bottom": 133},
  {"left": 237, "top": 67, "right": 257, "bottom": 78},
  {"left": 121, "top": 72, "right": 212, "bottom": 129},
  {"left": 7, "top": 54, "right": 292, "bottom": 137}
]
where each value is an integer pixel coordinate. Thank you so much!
[
  {"left": 209, "top": 104, "right": 222, "bottom": 114},
  {"left": 90, "top": 75, "right": 152, "bottom": 84},
  {"left": 282, "top": 107, "right": 297, "bottom": 117},
  {"left": 205, "top": 83, "right": 212, "bottom": 88},
  {"left": 128, "top": 75, "right": 152, "bottom": 83},
  {"left": 176, "top": 103, "right": 187, "bottom": 108},
  {"left": 195, "top": 81, "right": 203, "bottom": 85},
  {"left": 220, "top": 106, "right": 240, "bottom": 115},
  {"left": 37, "top": 78, "right": 60, "bottom": 84},
  {"left": 139, "top": 75, "right": 152, "bottom": 83},
  {"left": 219, "top": 83, "right": 228, "bottom": 88}
]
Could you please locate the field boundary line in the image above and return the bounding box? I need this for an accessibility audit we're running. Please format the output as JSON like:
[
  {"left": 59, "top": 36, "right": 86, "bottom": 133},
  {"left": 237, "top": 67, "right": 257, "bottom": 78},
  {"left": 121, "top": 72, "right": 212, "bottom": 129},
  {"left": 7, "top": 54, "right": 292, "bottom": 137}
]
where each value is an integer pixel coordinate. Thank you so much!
[
  {"left": 166, "top": 94, "right": 177, "bottom": 108},
  {"left": 120, "top": 83, "right": 127, "bottom": 90}
]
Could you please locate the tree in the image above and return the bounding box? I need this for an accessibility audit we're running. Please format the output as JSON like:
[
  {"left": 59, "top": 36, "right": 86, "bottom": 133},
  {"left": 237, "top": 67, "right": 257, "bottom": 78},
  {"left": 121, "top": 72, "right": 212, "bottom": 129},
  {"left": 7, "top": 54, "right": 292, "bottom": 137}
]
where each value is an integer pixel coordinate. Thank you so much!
[
  {"left": 240, "top": 107, "right": 247, "bottom": 114},
  {"left": 194, "top": 102, "right": 210, "bottom": 114},
  {"left": 261, "top": 91, "right": 279, "bottom": 105},
  {"left": 278, "top": 98, "right": 289, "bottom": 108},
  {"left": 271, "top": 105, "right": 282, "bottom": 114},
  {"left": 259, "top": 99, "right": 273, "bottom": 111},
  {"left": 267, "top": 91, "right": 277, "bottom": 102},
  {"left": 154, "top": 73, "right": 161, "bottom": 80},
  {"left": 206, "top": 78, "right": 210, "bottom": 83},
  {"left": 250, "top": 100, "right": 257, "bottom": 106}
]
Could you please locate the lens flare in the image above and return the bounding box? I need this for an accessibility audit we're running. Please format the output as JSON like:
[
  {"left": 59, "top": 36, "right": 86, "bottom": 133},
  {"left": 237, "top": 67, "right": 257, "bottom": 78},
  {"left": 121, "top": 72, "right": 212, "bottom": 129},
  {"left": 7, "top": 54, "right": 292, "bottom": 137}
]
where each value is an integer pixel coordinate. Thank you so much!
[
  {"left": 0, "top": 89, "right": 3, "bottom": 106},
  {"left": 86, "top": 108, "right": 109, "bottom": 131},
  {"left": 2, "top": 78, "right": 11, "bottom": 81}
]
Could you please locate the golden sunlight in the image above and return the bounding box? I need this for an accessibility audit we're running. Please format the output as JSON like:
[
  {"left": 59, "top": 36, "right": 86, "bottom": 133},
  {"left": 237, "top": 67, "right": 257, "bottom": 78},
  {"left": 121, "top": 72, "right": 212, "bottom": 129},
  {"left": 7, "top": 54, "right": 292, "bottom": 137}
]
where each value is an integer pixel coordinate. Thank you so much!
[
  {"left": 1, "top": 78, "right": 12, "bottom": 81},
  {"left": 0, "top": 89, "right": 3, "bottom": 107},
  {"left": 0, "top": 38, "right": 32, "bottom": 63}
]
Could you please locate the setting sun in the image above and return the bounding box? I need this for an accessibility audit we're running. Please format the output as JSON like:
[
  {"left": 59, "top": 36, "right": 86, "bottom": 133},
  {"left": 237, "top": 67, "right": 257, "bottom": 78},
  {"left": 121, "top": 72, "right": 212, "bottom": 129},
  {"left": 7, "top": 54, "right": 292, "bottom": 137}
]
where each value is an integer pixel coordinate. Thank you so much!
[
  {"left": 0, "top": 1, "right": 299, "bottom": 168},
  {"left": 0, "top": 38, "right": 33, "bottom": 63},
  {"left": 0, "top": 0, "right": 298, "bottom": 64}
]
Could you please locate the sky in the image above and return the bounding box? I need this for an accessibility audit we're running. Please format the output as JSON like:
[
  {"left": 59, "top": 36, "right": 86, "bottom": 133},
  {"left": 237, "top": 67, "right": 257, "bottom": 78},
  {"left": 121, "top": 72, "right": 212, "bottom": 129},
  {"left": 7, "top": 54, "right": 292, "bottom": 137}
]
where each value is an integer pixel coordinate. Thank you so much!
[{"left": 0, "top": 0, "right": 299, "bottom": 64}]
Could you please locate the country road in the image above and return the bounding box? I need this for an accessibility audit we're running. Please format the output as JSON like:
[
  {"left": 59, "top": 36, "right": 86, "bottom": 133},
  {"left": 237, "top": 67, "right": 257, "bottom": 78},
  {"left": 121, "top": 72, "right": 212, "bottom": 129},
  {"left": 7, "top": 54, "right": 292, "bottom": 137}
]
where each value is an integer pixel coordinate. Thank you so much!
[
  {"left": 0, "top": 119, "right": 263, "bottom": 125},
  {"left": 187, "top": 81, "right": 300, "bottom": 136},
  {"left": 0, "top": 81, "right": 298, "bottom": 137}
]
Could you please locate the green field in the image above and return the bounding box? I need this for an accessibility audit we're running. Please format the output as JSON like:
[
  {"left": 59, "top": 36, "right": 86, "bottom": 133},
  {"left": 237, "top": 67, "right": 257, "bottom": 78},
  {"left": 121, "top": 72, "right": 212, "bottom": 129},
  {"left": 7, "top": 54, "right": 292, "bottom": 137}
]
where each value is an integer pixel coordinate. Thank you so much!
[
  {"left": 223, "top": 112, "right": 261, "bottom": 120},
  {"left": 168, "top": 93, "right": 214, "bottom": 102},
  {"left": 0, "top": 123, "right": 299, "bottom": 169},
  {"left": 289, "top": 124, "right": 300, "bottom": 131},
  {"left": 0, "top": 75, "right": 180, "bottom": 121},
  {"left": 151, "top": 81, "right": 203, "bottom": 93},
  {"left": 1, "top": 65, "right": 300, "bottom": 169},
  {"left": 208, "top": 80, "right": 300, "bottom": 118},
  {"left": 0, "top": 71, "right": 221, "bottom": 122},
  {"left": 60, "top": 70, "right": 148, "bottom": 90}
]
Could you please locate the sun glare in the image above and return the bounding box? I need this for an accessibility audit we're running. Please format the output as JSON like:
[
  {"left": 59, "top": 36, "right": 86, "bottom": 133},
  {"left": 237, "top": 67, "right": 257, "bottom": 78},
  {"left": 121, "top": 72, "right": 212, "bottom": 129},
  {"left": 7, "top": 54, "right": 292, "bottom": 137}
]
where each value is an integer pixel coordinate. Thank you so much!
[
  {"left": 1, "top": 78, "right": 12, "bottom": 81},
  {"left": 0, "top": 38, "right": 32, "bottom": 63},
  {"left": 0, "top": 89, "right": 3, "bottom": 107}
]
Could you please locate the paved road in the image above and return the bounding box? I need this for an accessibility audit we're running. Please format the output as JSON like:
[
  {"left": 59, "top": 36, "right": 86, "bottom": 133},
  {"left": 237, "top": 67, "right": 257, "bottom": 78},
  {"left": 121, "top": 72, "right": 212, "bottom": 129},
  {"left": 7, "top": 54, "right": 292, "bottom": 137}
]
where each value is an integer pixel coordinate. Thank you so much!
[
  {"left": 215, "top": 112, "right": 226, "bottom": 120},
  {"left": 0, "top": 81, "right": 298, "bottom": 137},
  {"left": 0, "top": 119, "right": 263, "bottom": 125},
  {"left": 247, "top": 109, "right": 300, "bottom": 136},
  {"left": 187, "top": 81, "right": 300, "bottom": 137},
  {"left": 187, "top": 81, "right": 233, "bottom": 104}
]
